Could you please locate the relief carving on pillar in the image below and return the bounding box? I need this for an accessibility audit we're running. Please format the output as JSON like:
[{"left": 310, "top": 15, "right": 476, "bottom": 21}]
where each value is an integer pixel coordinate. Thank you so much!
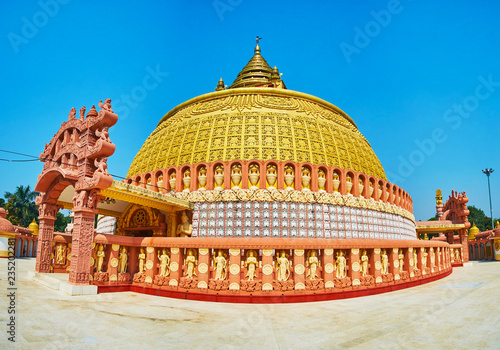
[
  {"left": 72, "top": 189, "right": 101, "bottom": 211},
  {"left": 37, "top": 202, "right": 59, "bottom": 219}
]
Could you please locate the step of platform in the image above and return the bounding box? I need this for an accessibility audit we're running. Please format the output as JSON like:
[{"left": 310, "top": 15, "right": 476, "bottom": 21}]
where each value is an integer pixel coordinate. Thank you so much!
[
  {"left": 29, "top": 271, "right": 61, "bottom": 290},
  {"left": 28, "top": 271, "right": 97, "bottom": 295}
]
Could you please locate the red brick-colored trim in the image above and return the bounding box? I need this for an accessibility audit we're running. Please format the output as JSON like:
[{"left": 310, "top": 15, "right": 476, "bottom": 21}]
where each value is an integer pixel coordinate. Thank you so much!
[{"left": 98, "top": 269, "right": 452, "bottom": 304}]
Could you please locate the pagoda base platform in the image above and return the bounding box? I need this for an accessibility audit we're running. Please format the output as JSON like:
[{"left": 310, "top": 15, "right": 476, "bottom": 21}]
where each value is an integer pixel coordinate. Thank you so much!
[{"left": 98, "top": 269, "right": 452, "bottom": 303}]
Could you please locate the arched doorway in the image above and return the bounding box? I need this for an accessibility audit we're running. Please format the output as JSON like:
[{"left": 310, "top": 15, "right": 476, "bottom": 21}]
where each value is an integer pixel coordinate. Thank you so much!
[
  {"left": 23, "top": 239, "right": 28, "bottom": 257},
  {"left": 486, "top": 242, "right": 492, "bottom": 260},
  {"left": 28, "top": 240, "right": 34, "bottom": 257},
  {"left": 15, "top": 238, "right": 22, "bottom": 257}
]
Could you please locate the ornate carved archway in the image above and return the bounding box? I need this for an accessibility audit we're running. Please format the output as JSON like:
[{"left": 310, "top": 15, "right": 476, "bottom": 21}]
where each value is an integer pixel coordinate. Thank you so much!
[
  {"left": 35, "top": 101, "right": 118, "bottom": 285},
  {"left": 438, "top": 190, "right": 471, "bottom": 262}
]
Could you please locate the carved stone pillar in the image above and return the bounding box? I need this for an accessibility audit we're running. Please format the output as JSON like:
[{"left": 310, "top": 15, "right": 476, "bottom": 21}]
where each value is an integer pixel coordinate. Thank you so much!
[
  {"left": 35, "top": 204, "right": 57, "bottom": 273},
  {"left": 322, "top": 249, "right": 335, "bottom": 289},
  {"left": 145, "top": 246, "right": 156, "bottom": 284},
  {"left": 418, "top": 248, "right": 426, "bottom": 276},
  {"left": 443, "top": 247, "right": 449, "bottom": 267},
  {"left": 404, "top": 248, "right": 413, "bottom": 278},
  {"left": 228, "top": 249, "right": 241, "bottom": 293},
  {"left": 293, "top": 249, "right": 305, "bottom": 291},
  {"left": 168, "top": 248, "right": 181, "bottom": 289},
  {"left": 459, "top": 229, "right": 469, "bottom": 263},
  {"left": 167, "top": 213, "right": 177, "bottom": 237},
  {"left": 197, "top": 248, "right": 210, "bottom": 291},
  {"left": 349, "top": 248, "right": 360, "bottom": 287},
  {"left": 389, "top": 248, "right": 400, "bottom": 282},
  {"left": 69, "top": 208, "right": 96, "bottom": 285},
  {"left": 446, "top": 231, "right": 454, "bottom": 245},
  {"left": 129, "top": 246, "right": 138, "bottom": 276},
  {"left": 158, "top": 214, "right": 167, "bottom": 237},
  {"left": 371, "top": 248, "right": 382, "bottom": 284},
  {"left": 427, "top": 248, "right": 434, "bottom": 273},
  {"left": 107, "top": 244, "right": 120, "bottom": 284},
  {"left": 436, "top": 247, "right": 442, "bottom": 272},
  {"left": 261, "top": 249, "right": 274, "bottom": 292}
]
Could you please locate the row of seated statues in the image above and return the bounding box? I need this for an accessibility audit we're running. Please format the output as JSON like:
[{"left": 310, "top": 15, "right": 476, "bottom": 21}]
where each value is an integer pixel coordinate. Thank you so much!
[
  {"left": 144, "top": 163, "right": 405, "bottom": 202},
  {"left": 89, "top": 245, "right": 453, "bottom": 289}
]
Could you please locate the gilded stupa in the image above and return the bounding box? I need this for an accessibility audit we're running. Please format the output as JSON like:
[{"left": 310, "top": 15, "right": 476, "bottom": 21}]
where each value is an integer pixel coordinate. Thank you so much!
[
  {"left": 125, "top": 39, "right": 415, "bottom": 241},
  {"left": 127, "top": 41, "right": 386, "bottom": 180},
  {"left": 31, "top": 38, "right": 457, "bottom": 302}
]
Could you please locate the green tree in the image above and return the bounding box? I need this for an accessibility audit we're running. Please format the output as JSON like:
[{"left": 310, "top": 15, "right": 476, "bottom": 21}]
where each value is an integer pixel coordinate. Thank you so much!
[
  {"left": 4, "top": 185, "right": 39, "bottom": 227},
  {"left": 427, "top": 214, "right": 439, "bottom": 221},
  {"left": 54, "top": 212, "right": 71, "bottom": 233},
  {"left": 0, "top": 197, "right": 5, "bottom": 207},
  {"left": 467, "top": 205, "right": 498, "bottom": 231}
]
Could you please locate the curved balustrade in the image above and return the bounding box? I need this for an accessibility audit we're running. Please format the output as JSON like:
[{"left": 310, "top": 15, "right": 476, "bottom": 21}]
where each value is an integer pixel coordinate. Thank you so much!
[{"left": 89, "top": 234, "right": 451, "bottom": 302}]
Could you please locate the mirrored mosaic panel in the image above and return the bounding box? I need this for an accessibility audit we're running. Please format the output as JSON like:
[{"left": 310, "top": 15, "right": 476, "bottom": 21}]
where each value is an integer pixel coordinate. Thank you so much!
[{"left": 191, "top": 201, "right": 416, "bottom": 239}]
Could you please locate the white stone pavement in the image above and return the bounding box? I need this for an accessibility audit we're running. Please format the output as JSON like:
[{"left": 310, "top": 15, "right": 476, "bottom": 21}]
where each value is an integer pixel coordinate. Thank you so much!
[{"left": 0, "top": 258, "right": 499, "bottom": 350}]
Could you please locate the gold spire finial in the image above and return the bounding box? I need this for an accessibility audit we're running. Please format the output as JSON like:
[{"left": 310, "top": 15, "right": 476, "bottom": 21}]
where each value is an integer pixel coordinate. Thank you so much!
[
  {"left": 436, "top": 189, "right": 443, "bottom": 205},
  {"left": 271, "top": 65, "right": 280, "bottom": 80},
  {"left": 215, "top": 77, "right": 226, "bottom": 91},
  {"left": 255, "top": 36, "right": 262, "bottom": 54},
  {"left": 228, "top": 37, "right": 287, "bottom": 89}
]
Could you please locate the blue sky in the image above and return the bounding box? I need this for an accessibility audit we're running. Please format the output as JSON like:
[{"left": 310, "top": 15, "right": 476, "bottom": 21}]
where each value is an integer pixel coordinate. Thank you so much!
[{"left": 0, "top": 0, "right": 498, "bottom": 221}]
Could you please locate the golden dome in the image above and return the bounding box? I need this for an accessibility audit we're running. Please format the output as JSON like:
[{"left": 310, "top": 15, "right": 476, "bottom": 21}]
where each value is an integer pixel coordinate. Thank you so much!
[
  {"left": 127, "top": 46, "right": 386, "bottom": 180},
  {"left": 468, "top": 223, "right": 480, "bottom": 240},
  {"left": 28, "top": 219, "right": 39, "bottom": 236}
]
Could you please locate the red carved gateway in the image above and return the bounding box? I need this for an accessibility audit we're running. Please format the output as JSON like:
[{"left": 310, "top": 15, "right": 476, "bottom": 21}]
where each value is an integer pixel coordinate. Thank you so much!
[
  {"left": 35, "top": 101, "right": 117, "bottom": 284},
  {"left": 416, "top": 190, "right": 471, "bottom": 265},
  {"left": 439, "top": 190, "right": 471, "bottom": 261},
  {"left": 31, "top": 42, "right": 459, "bottom": 302}
]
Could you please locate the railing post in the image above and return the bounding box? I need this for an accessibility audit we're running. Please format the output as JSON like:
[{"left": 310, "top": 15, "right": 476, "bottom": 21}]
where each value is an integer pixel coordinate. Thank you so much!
[
  {"left": 322, "top": 249, "right": 335, "bottom": 289},
  {"left": 169, "top": 247, "right": 181, "bottom": 288},
  {"left": 261, "top": 249, "right": 274, "bottom": 292},
  {"left": 293, "top": 249, "right": 305, "bottom": 291},
  {"left": 228, "top": 249, "right": 241, "bottom": 292},
  {"left": 349, "top": 248, "right": 360, "bottom": 287},
  {"left": 197, "top": 248, "right": 210, "bottom": 291},
  {"left": 107, "top": 244, "right": 119, "bottom": 284},
  {"left": 371, "top": 248, "right": 382, "bottom": 284}
]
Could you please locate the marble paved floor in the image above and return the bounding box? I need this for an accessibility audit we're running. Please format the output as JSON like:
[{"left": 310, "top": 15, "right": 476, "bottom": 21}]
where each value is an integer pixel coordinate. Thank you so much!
[{"left": 1, "top": 258, "right": 498, "bottom": 350}]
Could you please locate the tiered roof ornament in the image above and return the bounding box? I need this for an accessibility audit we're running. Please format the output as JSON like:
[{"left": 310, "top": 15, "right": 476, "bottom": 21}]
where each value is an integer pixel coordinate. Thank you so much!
[{"left": 223, "top": 36, "right": 286, "bottom": 89}]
